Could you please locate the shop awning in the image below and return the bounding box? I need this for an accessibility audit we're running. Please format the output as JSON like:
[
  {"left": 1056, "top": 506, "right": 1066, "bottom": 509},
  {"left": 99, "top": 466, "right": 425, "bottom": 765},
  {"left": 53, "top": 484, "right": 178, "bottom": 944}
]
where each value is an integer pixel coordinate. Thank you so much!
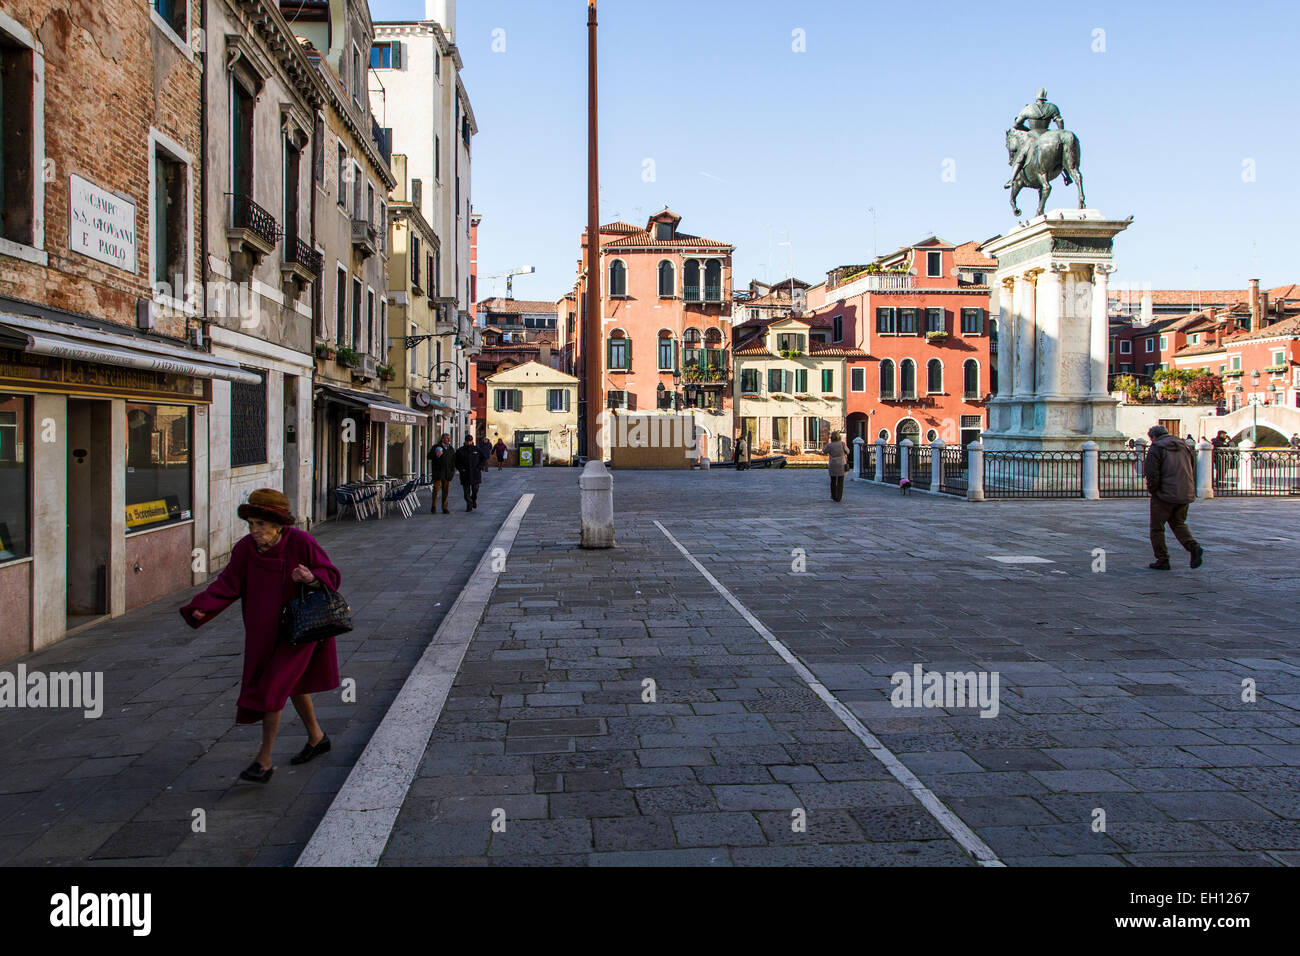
[
  {"left": 316, "top": 384, "right": 428, "bottom": 425},
  {"left": 0, "top": 313, "right": 262, "bottom": 385}
]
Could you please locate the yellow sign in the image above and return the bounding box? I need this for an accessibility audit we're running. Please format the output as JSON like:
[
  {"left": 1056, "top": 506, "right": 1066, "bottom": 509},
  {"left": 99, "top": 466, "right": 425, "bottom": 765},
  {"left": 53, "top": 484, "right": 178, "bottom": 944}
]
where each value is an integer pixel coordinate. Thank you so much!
[{"left": 125, "top": 499, "right": 171, "bottom": 528}]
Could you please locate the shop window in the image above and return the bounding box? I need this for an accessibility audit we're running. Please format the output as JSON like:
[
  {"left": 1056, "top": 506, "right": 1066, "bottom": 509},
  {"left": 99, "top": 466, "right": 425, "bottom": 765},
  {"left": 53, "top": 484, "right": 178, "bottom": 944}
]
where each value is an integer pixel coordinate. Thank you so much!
[
  {"left": 229, "top": 370, "right": 268, "bottom": 468},
  {"left": 125, "top": 403, "right": 193, "bottom": 532},
  {"left": 0, "top": 394, "right": 30, "bottom": 559}
]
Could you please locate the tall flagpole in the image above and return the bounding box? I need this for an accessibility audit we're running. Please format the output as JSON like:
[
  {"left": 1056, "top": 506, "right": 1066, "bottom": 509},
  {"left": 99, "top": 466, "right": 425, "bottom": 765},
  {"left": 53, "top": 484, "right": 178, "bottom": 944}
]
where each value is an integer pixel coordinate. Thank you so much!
[{"left": 583, "top": 0, "right": 602, "bottom": 461}]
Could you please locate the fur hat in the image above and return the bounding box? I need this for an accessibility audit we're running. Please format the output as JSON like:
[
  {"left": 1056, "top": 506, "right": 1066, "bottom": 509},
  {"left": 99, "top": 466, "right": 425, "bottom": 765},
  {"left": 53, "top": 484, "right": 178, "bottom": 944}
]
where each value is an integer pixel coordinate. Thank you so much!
[{"left": 237, "top": 488, "right": 296, "bottom": 526}]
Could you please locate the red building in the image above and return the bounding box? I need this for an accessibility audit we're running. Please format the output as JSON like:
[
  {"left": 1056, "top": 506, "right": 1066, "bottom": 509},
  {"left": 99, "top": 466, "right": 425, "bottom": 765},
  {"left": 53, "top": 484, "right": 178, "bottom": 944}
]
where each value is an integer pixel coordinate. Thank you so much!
[{"left": 803, "top": 237, "right": 996, "bottom": 448}]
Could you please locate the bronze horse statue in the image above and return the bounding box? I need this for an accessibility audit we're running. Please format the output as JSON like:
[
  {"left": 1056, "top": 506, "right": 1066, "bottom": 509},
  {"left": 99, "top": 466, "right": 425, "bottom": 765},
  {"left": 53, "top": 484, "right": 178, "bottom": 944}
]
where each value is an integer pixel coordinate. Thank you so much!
[{"left": 1005, "top": 128, "right": 1085, "bottom": 218}]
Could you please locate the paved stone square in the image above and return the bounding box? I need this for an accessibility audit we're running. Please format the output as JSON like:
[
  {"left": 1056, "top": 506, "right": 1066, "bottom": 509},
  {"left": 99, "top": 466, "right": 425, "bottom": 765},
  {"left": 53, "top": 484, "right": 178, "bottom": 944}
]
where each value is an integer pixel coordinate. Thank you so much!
[
  {"left": 3, "top": 465, "right": 1298, "bottom": 866},
  {"left": 379, "top": 468, "right": 1300, "bottom": 866}
]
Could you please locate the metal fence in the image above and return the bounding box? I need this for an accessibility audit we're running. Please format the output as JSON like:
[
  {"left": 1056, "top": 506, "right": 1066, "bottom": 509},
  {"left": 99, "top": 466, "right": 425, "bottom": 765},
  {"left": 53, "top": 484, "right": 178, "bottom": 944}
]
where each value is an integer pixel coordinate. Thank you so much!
[
  {"left": 1214, "top": 448, "right": 1300, "bottom": 497},
  {"left": 938, "top": 445, "right": 968, "bottom": 496},
  {"left": 856, "top": 443, "right": 877, "bottom": 479},
  {"left": 881, "top": 444, "right": 901, "bottom": 484},
  {"left": 912, "top": 445, "right": 933, "bottom": 490},
  {"left": 1098, "top": 449, "right": 1149, "bottom": 498},
  {"left": 983, "top": 450, "right": 1083, "bottom": 499}
]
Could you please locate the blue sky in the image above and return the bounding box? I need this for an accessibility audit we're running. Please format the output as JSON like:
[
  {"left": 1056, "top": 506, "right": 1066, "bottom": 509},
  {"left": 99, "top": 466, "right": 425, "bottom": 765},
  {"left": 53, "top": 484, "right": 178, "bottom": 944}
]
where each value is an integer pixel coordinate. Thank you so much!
[{"left": 371, "top": 0, "right": 1300, "bottom": 302}]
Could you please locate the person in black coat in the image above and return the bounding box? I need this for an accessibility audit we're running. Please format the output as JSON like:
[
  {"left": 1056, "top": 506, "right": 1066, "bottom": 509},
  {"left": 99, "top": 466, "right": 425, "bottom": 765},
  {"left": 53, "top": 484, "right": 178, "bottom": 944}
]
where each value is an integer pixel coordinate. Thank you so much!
[
  {"left": 455, "top": 435, "right": 483, "bottom": 511},
  {"left": 476, "top": 436, "right": 494, "bottom": 484}
]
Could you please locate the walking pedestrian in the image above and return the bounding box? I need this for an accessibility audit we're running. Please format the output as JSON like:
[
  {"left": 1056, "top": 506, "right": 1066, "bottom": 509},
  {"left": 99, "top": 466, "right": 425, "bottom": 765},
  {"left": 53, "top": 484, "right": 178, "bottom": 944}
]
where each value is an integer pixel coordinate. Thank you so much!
[
  {"left": 1142, "top": 425, "right": 1204, "bottom": 571},
  {"left": 736, "top": 434, "right": 751, "bottom": 472},
  {"left": 476, "top": 434, "right": 494, "bottom": 484},
  {"left": 1290, "top": 432, "right": 1300, "bottom": 451},
  {"left": 822, "top": 430, "right": 848, "bottom": 502},
  {"left": 179, "top": 489, "right": 339, "bottom": 783},
  {"left": 456, "top": 435, "right": 483, "bottom": 511},
  {"left": 427, "top": 432, "right": 456, "bottom": 514},
  {"left": 494, "top": 436, "right": 508, "bottom": 470}
]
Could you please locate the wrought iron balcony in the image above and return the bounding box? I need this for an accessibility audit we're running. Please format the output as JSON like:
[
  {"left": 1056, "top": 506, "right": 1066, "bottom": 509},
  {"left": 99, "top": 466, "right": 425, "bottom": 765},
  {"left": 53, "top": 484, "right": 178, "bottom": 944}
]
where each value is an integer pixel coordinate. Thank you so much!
[
  {"left": 704, "top": 285, "right": 722, "bottom": 302},
  {"left": 280, "top": 235, "right": 322, "bottom": 293},
  {"left": 684, "top": 285, "right": 702, "bottom": 303},
  {"left": 226, "top": 192, "right": 278, "bottom": 261}
]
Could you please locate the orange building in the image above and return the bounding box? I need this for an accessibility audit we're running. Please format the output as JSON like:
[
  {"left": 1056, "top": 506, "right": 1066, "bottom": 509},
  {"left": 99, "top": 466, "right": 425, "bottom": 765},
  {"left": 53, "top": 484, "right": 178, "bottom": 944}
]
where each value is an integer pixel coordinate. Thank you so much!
[{"left": 567, "top": 209, "right": 735, "bottom": 460}]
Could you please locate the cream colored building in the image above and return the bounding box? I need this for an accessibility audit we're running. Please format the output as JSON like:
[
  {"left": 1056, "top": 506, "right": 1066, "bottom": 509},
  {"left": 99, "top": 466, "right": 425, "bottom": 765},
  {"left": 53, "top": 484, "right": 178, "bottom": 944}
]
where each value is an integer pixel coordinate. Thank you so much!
[
  {"left": 732, "top": 316, "right": 862, "bottom": 454},
  {"left": 485, "top": 361, "right": 579, "bottom": 465}
]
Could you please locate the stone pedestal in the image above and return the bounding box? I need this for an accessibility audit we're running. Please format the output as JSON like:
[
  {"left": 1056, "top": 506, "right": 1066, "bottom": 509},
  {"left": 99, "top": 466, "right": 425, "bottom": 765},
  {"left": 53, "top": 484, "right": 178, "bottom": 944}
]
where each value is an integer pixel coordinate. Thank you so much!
[
  {"left": 579, "top": 460, "right": 615, "bottom": 549},
  {"left": 982, "top": 209, "right": 1132, "bottom": 452}
]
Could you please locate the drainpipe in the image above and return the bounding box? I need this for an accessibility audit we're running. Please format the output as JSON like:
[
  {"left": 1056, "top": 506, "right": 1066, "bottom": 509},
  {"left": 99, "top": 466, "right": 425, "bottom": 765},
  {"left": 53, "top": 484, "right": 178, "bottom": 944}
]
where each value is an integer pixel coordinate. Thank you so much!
[{"left": 199, "top": 0, "right": 211, "bottom": 580}]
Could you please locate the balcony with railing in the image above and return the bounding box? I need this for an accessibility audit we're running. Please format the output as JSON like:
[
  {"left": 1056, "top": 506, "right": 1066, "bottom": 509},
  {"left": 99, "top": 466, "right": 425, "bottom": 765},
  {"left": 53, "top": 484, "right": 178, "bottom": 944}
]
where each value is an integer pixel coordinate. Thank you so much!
[
  {"left": 281, "top": 235, "right": 322, "bottom": 293},
  {"left": 684, "top": 285, "right": 701, "bottom": 303},
  {"left": 351, "top": 217, "right": 378, "bottom": 258},
  {"left": 829, "top": 271, "right": 916, "bottom": 301},
  {"left": 226, "top": 192, "right": 278, "bottom": 264}
]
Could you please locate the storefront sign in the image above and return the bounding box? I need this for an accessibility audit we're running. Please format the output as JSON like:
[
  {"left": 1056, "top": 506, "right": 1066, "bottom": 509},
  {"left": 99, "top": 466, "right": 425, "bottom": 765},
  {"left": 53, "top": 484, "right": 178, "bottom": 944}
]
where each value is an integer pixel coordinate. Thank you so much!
[
  {"left": 0, "top": 348, "right": 207, "bottom": 402},
  {"left": 125, "top": 496, "right": 179, "bottom": 529},
  {"left": 369, "top": 405, "right": 422, "bottom": 426},
  {"left": 69, "top": 174, "right": 137, "bottom": 273},
  {"left": 519, "top": 444, "right": 536, "bottom": 467}
]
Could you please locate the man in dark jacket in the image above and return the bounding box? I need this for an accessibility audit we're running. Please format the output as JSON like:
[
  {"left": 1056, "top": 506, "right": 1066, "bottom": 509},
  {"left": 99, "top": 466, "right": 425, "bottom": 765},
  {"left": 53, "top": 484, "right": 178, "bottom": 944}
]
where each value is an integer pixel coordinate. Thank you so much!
[
  {"left": 426, "top": 433, "right": 456, "bottom": 514},
  {"left": 455, "top": 435, "right": 483, "bottom": 511},
  {"left": 1142, "top": 425, "right": 1204, "bottom": 570}
]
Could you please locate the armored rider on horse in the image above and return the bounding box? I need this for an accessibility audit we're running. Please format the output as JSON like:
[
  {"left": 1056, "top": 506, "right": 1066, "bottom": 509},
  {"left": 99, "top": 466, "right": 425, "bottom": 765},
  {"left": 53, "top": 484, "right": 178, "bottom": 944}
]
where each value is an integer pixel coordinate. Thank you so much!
[{"left": 1004, "top": 88, "right": 1086, "bottom": 219}]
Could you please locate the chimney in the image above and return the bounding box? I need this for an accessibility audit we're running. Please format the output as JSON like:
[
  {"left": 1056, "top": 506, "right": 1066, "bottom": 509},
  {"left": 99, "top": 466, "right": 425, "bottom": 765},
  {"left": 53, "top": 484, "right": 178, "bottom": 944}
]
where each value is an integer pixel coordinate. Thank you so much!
[
  {"left": 1261, "top": 291, "right": 1270, "bottom": 325},
  {"left": 426, "top": 0, "right": 456, "bottom": 40},
  {"left": 1249, "top": 278, "right": 1260, "bottom": 329},
  {"left": 1140, "top": 291, "right": 1153, "bottom": 327},
  {"left": 1210, "top": 310, "right": 1223, "bottom": 349},
  {"left": 539, "top": 343, "right": 553, "bottom": 367}
]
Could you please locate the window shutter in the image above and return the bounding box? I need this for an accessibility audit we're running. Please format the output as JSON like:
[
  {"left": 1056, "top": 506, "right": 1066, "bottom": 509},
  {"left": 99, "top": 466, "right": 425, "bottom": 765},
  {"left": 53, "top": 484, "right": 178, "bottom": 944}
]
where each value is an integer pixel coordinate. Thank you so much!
[
  {"left": 391, "top": 42, "right": 402, "bottom": 69},
  {"left": 819, "top": 419, "right": 830, "bottom": 444},
  {"left": 625, "top": 335, "right": 632, "bottom": 369}
]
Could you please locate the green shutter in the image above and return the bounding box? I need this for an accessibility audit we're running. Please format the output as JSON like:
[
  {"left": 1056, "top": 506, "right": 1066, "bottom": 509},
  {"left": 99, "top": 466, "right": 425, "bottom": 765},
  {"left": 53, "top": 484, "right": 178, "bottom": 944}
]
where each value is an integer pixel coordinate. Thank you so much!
[
  {"left": 391, "top": 41, "right": 402, "bottom": 69},
  {"left": 796, "top": 369, "right": 807, "bottom": 392}
]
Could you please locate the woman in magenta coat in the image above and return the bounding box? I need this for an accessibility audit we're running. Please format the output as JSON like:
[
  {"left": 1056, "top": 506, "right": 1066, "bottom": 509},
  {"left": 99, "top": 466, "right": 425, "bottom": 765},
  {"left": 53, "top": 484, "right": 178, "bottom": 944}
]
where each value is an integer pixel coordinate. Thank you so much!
[{"left": 180, "top": 488, "right": 340, "bottom": 783}]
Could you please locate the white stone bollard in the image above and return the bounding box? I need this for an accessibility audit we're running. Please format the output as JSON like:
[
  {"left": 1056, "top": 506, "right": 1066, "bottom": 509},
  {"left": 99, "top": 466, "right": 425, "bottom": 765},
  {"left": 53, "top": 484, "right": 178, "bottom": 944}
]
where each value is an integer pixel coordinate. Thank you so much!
[
  {"left": 1197, "top": 440, "right": 1214, "bottom": 499},
  {"left": 968, "top": 442, "right": 985, "bottom": 502},
  {"left": 931, "top": 437, "right": 945, "bottom": 492},
  {"left": 1238, "top": 438, "right": 1255, "bottom": 492},
  {"left": 874, "top": 438, "right": 886, "bottom": 483},
  {"left": 1081, "top": 440, "right": 1100, "bottom": 500},
  {"left": 700, "top": 455, "right": 711, "bottom": 471},
  {"left": 852, "top": 437, "right": 865, "bottom": 480},
  {"left": 900, "top": 439, "right": 913, "bottom": 483},
  {"left": 580, "top": 460, "right": 615, "bottom": 549}
]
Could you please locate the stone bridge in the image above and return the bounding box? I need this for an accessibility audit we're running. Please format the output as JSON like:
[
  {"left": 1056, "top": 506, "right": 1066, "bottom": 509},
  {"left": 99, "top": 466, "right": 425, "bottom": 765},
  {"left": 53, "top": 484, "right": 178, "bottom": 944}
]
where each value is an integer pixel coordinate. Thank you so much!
[{"left": 1202, "top": 403, "right": 1300, "bottom": 446}]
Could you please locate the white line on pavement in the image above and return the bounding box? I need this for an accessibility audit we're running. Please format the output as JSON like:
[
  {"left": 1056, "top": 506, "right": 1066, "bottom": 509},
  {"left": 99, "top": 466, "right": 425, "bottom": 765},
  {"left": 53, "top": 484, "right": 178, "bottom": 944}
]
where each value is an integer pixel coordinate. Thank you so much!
[
  {"left": 297, "top": 493, "right": 535, "bottom": 867},
  {"left": 654, "top": 519, "right": 1005, "bottom": 868}
]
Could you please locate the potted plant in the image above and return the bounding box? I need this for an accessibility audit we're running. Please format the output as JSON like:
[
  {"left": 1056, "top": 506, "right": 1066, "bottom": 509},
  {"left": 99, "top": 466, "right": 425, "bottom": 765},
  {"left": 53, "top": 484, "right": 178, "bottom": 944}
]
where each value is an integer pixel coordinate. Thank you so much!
[
  {"left": 377, "top": 363, "right": 395, "bottom": 382},
  {"left": 315, "top": 342, "right": 337, "bottom": 360},
  {"left": 1137, "top": 385, "right": 1153, "bottom": 402},
  {"left": 925, "top": 330, "right": 948, "bottom": 342},
  {"left": 336, "top": 346, "right": 360, "bottom": 368}
]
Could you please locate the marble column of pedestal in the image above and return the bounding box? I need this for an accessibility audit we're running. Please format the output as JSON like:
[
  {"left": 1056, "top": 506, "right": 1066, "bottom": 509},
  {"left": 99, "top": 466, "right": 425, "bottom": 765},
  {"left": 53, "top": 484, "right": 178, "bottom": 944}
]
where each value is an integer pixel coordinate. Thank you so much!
[
  {"left": 1090, "top": 264, "right": 1114, "bottom": 398},
  {"left": 1037, "top": 264, "right": 1067, "bottom": 399},
  {"left": 1014, "top": 269, "right": 1040, "bottom": 399}
]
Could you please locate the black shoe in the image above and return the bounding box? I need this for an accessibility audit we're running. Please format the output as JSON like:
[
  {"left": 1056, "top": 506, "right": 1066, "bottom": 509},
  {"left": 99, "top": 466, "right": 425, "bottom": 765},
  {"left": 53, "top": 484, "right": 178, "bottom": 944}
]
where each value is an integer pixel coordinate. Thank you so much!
[
  {"left": 239, "top": 761, "right": 273, "bottom": 783},
  {"left": 290, "top": 735, "right": 331, "bottom": 765},
  {"left": 442, "top": 508, "right": 450, "bottom": 514},
  {"left": 1190, "top": 546, "right": 1204, "bottom": 569},
  {"left": 1148, "top": 560, "right": 1171, "bottom": 571},
  {"left": 466, "top": 504, "right": 473, "bottom": 512}
]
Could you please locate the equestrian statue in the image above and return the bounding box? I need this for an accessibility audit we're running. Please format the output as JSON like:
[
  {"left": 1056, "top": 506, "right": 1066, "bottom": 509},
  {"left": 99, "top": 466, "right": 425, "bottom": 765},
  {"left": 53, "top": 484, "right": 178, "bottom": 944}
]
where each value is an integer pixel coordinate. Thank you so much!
[{"left": 1004, "top": 88, "right": 1086, "bottom": 219}]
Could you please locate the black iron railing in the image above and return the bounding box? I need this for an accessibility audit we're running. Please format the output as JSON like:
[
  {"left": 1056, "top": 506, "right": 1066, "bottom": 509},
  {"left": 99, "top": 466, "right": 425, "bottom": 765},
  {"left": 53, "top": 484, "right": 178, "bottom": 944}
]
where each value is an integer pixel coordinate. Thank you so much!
[
  {"left": 228, "top": 192, "right": 278, "bottom": 248},
  {"left": 938, "top": 445, "right": 968, "bottom": 495},
  {"left": 286, "top": 236, "right": 322, "bottom": 277},
  {"left": 881, "top": 444, "right": 901, "bottom": 484},
  {"left": 984, "top": 450, "right": 1082, "bottom": 499},
  {"left": 912, "top": 445, "right": 933, "bottom": 490},
  {"left": 1214, "top": 448, "right": 1300, "bottom": 497},
  {"left": 1099, "top": 449, "right": 1148, "bottom": 498}
]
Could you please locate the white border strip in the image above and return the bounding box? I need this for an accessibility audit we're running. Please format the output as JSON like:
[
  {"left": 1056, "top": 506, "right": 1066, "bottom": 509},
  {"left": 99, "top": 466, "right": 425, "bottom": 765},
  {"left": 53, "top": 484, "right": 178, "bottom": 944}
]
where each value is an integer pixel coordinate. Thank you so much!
[
  {"left": 654, "top": 520, "right": 1004, "bottom": 868},
  {"left": 297, "top": 493, "right": 535, "bottom": 867}
]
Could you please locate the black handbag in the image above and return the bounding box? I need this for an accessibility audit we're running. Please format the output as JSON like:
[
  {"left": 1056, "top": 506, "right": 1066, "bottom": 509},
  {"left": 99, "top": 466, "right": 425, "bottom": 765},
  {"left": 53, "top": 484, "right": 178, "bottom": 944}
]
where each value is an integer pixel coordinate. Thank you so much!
[{"left": 279, "top": 582, "right": 353, "bottom": 646}]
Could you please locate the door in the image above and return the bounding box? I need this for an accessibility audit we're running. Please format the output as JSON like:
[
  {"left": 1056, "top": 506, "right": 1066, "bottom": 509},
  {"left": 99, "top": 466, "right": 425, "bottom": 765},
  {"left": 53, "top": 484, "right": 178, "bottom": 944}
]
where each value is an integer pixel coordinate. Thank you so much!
[{"left": 67, "top": 399, "right": 112, "bottom": 626}]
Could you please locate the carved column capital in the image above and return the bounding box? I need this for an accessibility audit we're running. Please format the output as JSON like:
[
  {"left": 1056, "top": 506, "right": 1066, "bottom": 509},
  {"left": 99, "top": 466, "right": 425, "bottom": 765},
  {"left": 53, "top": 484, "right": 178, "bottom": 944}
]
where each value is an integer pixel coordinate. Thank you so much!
[
  {"left": 1048, "top": 261, "right": 1071, "bottom": 275},
  {"left": 1022, "top": 267, "right": 1044, "bottom": 286},
  {"left": 1094, "top": 263, "right": 1118, "bottom": 277},
  {"left": 1001, "top": 276, "right": 1017, "bottom": 291}
]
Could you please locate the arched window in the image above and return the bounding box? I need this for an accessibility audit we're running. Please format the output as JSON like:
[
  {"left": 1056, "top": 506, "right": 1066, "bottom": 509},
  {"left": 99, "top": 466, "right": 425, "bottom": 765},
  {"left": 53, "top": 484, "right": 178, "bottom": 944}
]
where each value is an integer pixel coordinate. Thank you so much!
[
  {"left": 927, "top": 358, "right": 944, "bottom": 394},
  {"left": 683, "top": 260, "right": 701, "bottom": 302},
  {"left": 704, "top": 260, "right": 722, "bottom": 302},
  {"left": 682, "top": 327, "right": 702, "bottom": 368},
  {"left": 703, "top": 327, "right": 723, "bottom": 372},
  {"left": 608, "top": 328, "right": 631, "bottom": 370},
  {"left": 900, "top": 359, "right": 917, "bottom": 400},
  {"left": 658, "top": 260, "right": 675, "bottom": 297},
  {"left": 658, "top": 330, "right": 674, "bottom": 371},
  {"left": 964, "top": 359, "right": 980, "bottom": 400},
  {"left": 898, "top": 418, "right": 921, "bottom": 446},
  {"left": 880, "top": 359, "right": 896, "bottom": 400},
  {"left": 608, "top": 260, "right": 627, "bottom": 297}
]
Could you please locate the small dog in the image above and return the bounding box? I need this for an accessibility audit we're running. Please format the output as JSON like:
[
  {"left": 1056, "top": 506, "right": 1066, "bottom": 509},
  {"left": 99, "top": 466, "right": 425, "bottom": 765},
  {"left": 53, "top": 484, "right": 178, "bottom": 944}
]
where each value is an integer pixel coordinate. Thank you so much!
[{"left": 899, "top": 478, "right": 912, "bottom": 495}]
